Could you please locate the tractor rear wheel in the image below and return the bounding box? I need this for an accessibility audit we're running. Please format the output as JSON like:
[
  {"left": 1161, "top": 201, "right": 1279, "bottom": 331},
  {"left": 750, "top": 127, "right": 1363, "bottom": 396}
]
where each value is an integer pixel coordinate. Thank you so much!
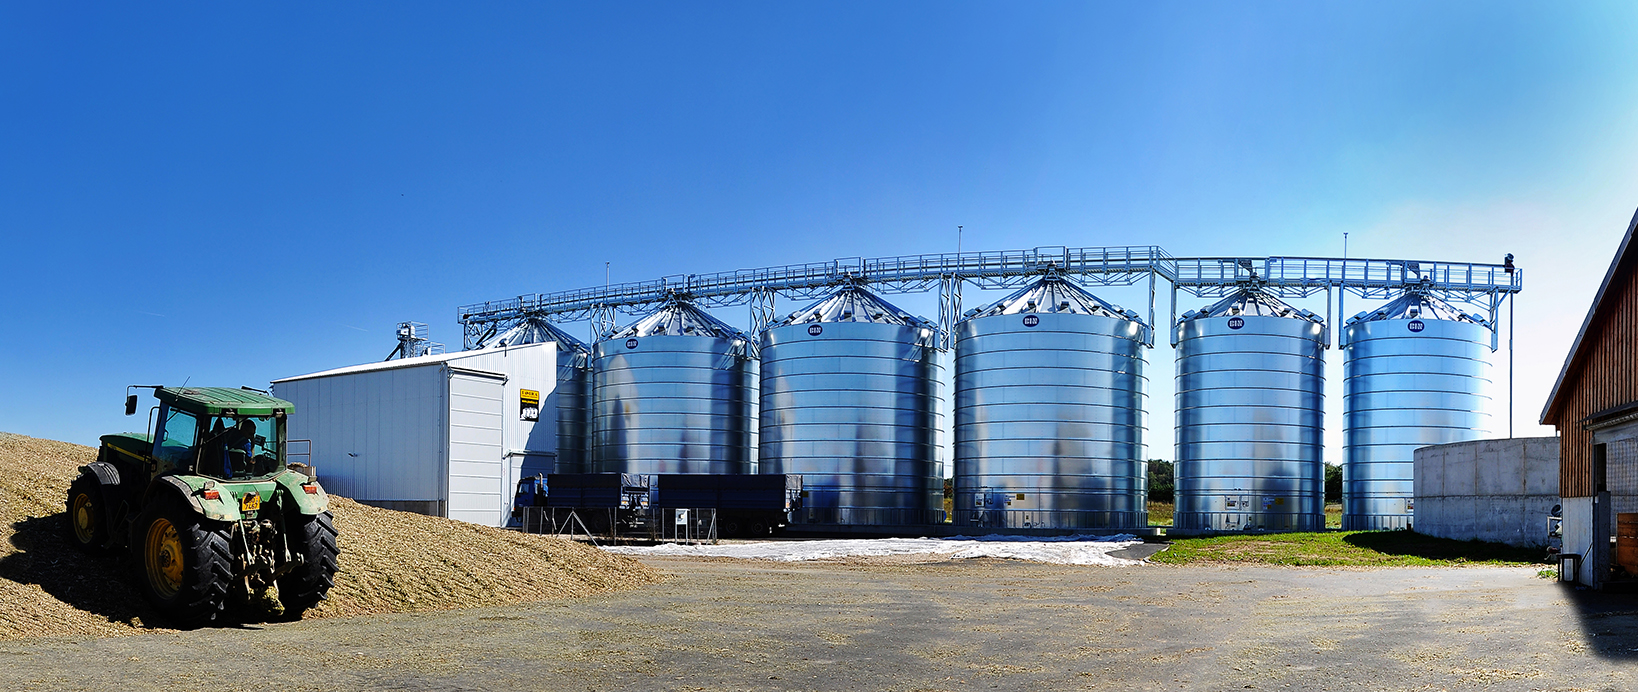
[
  {"left": 67, "top": 476, "right": 109, "bottom": 552},
  {"left": 277, "top": 510, "right": 339, "bottom": 619},
  {"left": 131, "top": 496, "right": 233, "bottom": 627}
]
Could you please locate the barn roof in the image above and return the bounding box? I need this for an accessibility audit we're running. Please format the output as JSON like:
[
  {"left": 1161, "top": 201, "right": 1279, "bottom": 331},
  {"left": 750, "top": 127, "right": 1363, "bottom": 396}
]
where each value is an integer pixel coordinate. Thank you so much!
[{"left": 1541, "top": 206, "right": 1638, "bottom": 425}]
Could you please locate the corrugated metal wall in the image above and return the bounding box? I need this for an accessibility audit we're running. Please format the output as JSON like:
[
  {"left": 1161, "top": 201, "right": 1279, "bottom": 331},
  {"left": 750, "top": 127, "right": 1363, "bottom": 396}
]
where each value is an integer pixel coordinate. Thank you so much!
[
  {"left": 278, "top": 365, "right": 449, "bottom": 509},
  {"left": 446, "top": 370, "right": 506, "bottom": 526},
  {"left": 274, "top": 344, "right": 557, "bottom": 526},
  {"left": 1548, "top": 262, "right": 1638, "bottom": 498}
]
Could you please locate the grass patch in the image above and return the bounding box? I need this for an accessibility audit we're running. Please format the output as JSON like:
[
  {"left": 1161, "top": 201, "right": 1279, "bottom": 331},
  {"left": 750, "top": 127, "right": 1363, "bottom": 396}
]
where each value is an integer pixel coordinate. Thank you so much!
[
  {"left": 1151, "top": 530, "right": 1546, "bottom": 567},
  {"left": 1148, "top": 502, "right": 1343, "bottom": 529},
  {"left": 1147, "top": 501, "right": 1173, "bottom": 527}
]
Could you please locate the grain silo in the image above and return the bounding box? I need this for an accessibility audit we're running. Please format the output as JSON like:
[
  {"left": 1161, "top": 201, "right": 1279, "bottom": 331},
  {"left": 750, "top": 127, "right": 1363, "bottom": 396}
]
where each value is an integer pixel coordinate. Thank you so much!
[
  {"left": 485, "top": 317, "right": 592, "bottom": 474},
  {"left": 953, "top": 276, "right": 1150, "bottom": 529},
  {"left": 1342, "top": 290, "right": 1494, "bottom": 530},
  {"left": 591, "top": 300, "right": 757, "bottom": 475},
  {"left": 1175, "top": 287, "right": 1327, "bottom": 531},
  {"left": 759, "top": 285, "right": 943, "bottom": 526}
]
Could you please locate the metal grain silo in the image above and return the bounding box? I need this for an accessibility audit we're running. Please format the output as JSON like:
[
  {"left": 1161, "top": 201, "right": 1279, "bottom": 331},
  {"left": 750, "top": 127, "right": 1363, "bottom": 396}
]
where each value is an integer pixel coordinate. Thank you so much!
[
  {"left": 485, "top": 317, "right": 592, "bottom": 473},
  {"left": 760, "top": 285, "right": 943, "bottom": 526},
  {"left": 1175, "top": 287, "right": 1326, "bottom": 532},
  {"left": 591, "top": 300, "right": 757, "bottom": 475},
  {"left": 1342, "top": 290, "right": 1493, "bottom": 530},
  {"left": 953, "top": 276, "right": 1151, "bottom": 530}
]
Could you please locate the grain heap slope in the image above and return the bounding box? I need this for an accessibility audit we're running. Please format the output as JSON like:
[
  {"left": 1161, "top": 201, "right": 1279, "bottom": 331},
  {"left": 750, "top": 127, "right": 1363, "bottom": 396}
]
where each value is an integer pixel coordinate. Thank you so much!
[{"left": 0, "top": 432, "right": 662, "bottom": 640}]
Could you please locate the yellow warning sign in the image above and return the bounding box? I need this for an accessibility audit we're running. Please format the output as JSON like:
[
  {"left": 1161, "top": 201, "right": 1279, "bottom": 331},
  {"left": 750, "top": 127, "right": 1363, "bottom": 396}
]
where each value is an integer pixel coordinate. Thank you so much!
[{"left": 520, "top": 389, "right": 541, "bottom": 422}]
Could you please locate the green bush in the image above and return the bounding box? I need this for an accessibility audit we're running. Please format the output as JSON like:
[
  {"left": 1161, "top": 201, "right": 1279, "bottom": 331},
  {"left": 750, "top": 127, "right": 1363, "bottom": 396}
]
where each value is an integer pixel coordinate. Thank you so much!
[{"left": 1147, "top": 459, "right": 1173, "bottom": 503}]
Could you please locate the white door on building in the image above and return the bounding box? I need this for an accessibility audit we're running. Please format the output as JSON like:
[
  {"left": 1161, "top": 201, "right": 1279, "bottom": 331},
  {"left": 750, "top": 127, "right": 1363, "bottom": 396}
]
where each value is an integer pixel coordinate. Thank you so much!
[{"left": 446, "top": 369, "right": 507, "bottom": 526}]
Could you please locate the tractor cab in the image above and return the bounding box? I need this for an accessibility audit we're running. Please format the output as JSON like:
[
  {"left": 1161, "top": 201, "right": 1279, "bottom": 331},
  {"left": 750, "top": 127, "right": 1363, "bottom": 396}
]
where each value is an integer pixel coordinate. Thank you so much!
[
  {"left": 140, "top": 387, "right": 292, "bottom": 481},
  {"left": 78, "top": 385, "right": 337, "bottom": 626}
]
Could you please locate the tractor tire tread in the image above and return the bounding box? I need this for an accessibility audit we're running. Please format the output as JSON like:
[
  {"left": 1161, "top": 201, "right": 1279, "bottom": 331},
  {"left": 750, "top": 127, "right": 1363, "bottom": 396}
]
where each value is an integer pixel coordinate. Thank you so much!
[
  {"left": 278, "top": 511, "right": 339, "bottom": 618},
  {"left": 131, "top": 497, "right": 233, "bottom": 628},
  {"left": 66, "top": 475, "right": 110, "bottom": 553}
]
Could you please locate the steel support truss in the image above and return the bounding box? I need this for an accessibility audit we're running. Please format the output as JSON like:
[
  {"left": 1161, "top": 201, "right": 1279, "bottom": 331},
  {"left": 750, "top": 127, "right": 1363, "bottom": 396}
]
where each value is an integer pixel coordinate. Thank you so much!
[{"left": 458, "top": 247, "right": 1521, "bottom": 351}]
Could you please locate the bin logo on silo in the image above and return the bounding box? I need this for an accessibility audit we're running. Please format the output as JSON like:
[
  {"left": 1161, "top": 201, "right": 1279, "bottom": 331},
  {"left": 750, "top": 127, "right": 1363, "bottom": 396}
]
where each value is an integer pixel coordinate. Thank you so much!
[
  {"left": 1408, "top": 319, "right": 1425, "bottom": 333},
  {"left": 807, "top": 324, "right": 824, "bottom": 336},
  {"left": 625, "top": 338, "right": 639, "bottom": 349},
  {"left": 1022, "top": 315, "right": 1040, "bottom": 328},
  {"left": 1227, "top": 317, "right": 1245, "bottom": 330}
]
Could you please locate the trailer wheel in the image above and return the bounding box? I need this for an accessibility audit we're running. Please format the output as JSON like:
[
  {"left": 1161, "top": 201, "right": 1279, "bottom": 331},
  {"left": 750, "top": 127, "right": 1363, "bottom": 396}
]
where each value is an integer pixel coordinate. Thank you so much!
[
  {"left": 66, "top": 475, "right": 109, "bottom": 552},
  {"left": 278, "top": 510, "right": 339, "bottom": 619},
  {"left": 131, "top": 496, "right": 232, "bottom": 627},
  {"left": 719, "top": 517, "right": 743, "bottom": 538}
]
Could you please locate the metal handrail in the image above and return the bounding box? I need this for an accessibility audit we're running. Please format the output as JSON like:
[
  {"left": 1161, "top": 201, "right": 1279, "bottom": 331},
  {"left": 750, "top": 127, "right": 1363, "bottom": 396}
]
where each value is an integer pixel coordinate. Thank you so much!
[{"left": 456, "top": 246, "right": 1521, "bottom": 348}]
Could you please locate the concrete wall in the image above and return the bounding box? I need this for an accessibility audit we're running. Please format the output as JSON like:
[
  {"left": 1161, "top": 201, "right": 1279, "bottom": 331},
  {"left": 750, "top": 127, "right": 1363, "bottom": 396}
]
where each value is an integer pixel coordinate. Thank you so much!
[{"left": 1413, "top": 437, "right": 1559, "bottom": 548}]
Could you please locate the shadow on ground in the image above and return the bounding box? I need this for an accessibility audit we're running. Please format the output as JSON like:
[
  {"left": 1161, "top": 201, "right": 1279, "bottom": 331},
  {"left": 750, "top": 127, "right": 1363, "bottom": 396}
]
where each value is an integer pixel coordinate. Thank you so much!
[
  {"left": 0, "top": 512, "right": 163, "bottom": 632},
  {"left": 1342, "top": 531, "right": 1638, "bottom": 660},
  {"left": 1342, "top": 530, "right": 1546, "bottom": 563},
  {"left": 1560, "top": 582, "right": 1638, "bottom": 659}
]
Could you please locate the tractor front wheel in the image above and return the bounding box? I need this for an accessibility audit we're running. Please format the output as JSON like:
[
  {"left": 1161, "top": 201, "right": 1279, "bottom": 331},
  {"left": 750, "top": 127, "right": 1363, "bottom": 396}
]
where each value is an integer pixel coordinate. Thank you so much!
[
  {"left": 277, "top": 510, "right": 339, "bottom": 619},
  {"left": 66, "top": 476, "right": 109, "bottom": 552},
  {"left": 131, "top": 496, "right": 233, "bottom": 627}
]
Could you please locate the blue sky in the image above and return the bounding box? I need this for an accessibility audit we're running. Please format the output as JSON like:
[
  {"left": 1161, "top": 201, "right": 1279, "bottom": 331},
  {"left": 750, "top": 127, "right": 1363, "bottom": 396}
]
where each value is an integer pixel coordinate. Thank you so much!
[{"left": 3, "top": 2, "right": 1636, "bottom": 460}]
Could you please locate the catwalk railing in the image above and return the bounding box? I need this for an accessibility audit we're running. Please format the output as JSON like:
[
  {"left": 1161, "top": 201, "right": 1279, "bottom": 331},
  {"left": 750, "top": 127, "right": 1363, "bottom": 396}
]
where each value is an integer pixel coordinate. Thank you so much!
[{"left": 458, "top": 246, "right": 1521, "bottom": 349}]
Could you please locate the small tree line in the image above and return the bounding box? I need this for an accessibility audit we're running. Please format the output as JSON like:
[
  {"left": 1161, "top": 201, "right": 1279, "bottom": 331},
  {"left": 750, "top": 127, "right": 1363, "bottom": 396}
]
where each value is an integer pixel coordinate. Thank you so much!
[{"left": 1147, "top": 460, "right": 1343, "bottom": 503}]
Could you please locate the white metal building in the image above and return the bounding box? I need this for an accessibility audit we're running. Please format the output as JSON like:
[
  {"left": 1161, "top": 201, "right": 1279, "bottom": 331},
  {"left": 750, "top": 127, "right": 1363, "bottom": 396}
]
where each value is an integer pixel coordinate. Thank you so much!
[{"left": 272, "top": 342, "right": 559, "bottom": 527}]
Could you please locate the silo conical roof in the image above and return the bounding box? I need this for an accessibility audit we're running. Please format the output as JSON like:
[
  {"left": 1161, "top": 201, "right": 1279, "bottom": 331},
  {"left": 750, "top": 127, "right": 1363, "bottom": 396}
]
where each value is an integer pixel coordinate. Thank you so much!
[
  {"left": 1185, "top": 287, "right": 1321, "bottom": 322},
  {"left": 773, "top": 285, "right": 933, "bottom": 328},
  {"left": 486, "top": 317, "right": 590, "bottom": 354},
  {"left": 968, "top": 276, "right": 1146, "bottom": 325},
  {"left": 613, "top": 301, "right": 748, "bottom": 339},
  {"left": 1346, "top": 291, "right": 1483, "bottom": 326}
]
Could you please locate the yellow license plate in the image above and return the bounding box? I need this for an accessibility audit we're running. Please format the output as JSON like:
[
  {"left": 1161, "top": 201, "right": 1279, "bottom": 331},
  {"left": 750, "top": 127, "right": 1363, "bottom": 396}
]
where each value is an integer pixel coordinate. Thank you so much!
[{"left": 240, "top": 492, "right": 261, "bottom": 511}]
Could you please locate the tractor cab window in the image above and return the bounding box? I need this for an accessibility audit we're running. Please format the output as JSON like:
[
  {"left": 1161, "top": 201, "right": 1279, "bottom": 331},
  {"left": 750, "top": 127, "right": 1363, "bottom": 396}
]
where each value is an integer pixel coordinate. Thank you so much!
[
  {"left": 153, "top": 406, "right": 200, "bottom": 467},
  {"left": 199, "top": 415, "right": 281, "bottom": 480}
]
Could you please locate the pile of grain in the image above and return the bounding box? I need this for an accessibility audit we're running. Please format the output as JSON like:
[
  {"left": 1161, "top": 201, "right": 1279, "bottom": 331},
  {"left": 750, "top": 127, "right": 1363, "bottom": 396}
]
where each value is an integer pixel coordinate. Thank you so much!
[{"left": 0, "top": 432, "right": 661, "bottom": 640}]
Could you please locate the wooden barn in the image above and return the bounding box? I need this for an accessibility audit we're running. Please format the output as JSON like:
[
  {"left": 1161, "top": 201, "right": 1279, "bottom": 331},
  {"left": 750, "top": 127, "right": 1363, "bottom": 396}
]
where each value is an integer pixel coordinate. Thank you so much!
[{"left": 1542, "top": 206, "right": 1638, "bottom": 589}]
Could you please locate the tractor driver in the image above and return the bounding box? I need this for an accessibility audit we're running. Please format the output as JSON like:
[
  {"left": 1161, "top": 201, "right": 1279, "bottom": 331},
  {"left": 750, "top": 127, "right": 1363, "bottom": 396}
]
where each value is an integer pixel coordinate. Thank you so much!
[
  {"left": 203, "top": 417, "right": 256, "bottom": 478},
  {"left": 223, "top": 418, "right": 256, "bottom": 477}
]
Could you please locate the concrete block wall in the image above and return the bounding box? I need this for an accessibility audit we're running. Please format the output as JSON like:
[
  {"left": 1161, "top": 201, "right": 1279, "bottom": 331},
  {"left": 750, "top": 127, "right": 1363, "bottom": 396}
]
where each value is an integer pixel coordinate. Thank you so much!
[{"left": 1413, "top": 437, "right": 1559, "bottom": 548}]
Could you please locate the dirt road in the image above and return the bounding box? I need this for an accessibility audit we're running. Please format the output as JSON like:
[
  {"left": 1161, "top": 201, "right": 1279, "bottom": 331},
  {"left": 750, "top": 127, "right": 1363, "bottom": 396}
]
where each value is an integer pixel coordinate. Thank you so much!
[{"left": 3, "top": 557, "right": 1634, "bottom": 691}]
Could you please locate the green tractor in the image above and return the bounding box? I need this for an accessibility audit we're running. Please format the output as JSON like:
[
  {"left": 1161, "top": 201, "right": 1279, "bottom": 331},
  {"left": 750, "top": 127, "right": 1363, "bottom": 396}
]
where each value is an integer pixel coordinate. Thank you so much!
[{"left": 67, "top": 386, "right": 339, "bottom": 626}]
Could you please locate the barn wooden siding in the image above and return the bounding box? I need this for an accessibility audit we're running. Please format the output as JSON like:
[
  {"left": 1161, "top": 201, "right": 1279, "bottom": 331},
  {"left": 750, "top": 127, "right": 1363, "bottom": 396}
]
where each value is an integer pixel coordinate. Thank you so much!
[{"left": 1545, "top": 257, "right": 1638, "bottom": 498}]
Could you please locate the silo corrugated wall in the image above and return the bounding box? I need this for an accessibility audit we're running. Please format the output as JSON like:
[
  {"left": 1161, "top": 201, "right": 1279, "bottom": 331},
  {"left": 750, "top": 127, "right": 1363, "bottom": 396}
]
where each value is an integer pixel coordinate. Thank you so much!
[
  {"left": 1343, "top": 291, "right": 1493, "bottom": 530},
  {"left": 1175, "top": 288, "right": 1327, "bottom": 532},
  {"left": 953, "top": 276, "right": 1150, "bottom": 529},
  {"left": 760, "top": 286, "right": 943, "bottom": 526}
]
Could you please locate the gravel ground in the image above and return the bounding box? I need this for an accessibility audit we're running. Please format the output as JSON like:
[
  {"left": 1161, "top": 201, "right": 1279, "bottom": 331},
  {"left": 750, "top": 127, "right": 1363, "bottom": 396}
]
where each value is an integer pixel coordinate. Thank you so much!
[
  {"left": 0, "top": 432, "right": 662, "bottom": 639},
  {"left": 1, "top": 557, "right": 1635, "bottom": 691}
]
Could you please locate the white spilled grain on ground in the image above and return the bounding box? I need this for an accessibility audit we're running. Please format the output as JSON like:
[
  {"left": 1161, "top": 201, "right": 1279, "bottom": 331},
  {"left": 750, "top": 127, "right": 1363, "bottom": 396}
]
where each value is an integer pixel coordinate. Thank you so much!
[{"left": 604, "top": 534, "right": 1146, "bottom": 565}]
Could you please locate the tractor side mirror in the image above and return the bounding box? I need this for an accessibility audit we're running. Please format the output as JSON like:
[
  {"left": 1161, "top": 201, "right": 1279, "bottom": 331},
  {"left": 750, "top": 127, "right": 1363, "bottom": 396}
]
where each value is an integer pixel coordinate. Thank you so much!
[{"left": 124, "top": 394, "right": 138, "bottom": 416}]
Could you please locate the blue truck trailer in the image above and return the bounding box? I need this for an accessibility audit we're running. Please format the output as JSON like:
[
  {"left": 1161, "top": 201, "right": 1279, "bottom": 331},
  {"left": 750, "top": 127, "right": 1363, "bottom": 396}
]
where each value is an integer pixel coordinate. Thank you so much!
[
  {"left": 652, "top": 473, "right": 804, "bottom": 537},
  {"left": 511, "top": 473, "right": 802, "bottom": 537}
]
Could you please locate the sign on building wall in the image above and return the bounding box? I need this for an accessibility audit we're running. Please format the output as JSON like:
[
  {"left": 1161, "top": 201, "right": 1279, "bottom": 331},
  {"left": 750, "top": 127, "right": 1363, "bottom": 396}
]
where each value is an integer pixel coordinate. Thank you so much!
[{"left": 520, "top": 388, "right": 540, "bottom": 421}]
